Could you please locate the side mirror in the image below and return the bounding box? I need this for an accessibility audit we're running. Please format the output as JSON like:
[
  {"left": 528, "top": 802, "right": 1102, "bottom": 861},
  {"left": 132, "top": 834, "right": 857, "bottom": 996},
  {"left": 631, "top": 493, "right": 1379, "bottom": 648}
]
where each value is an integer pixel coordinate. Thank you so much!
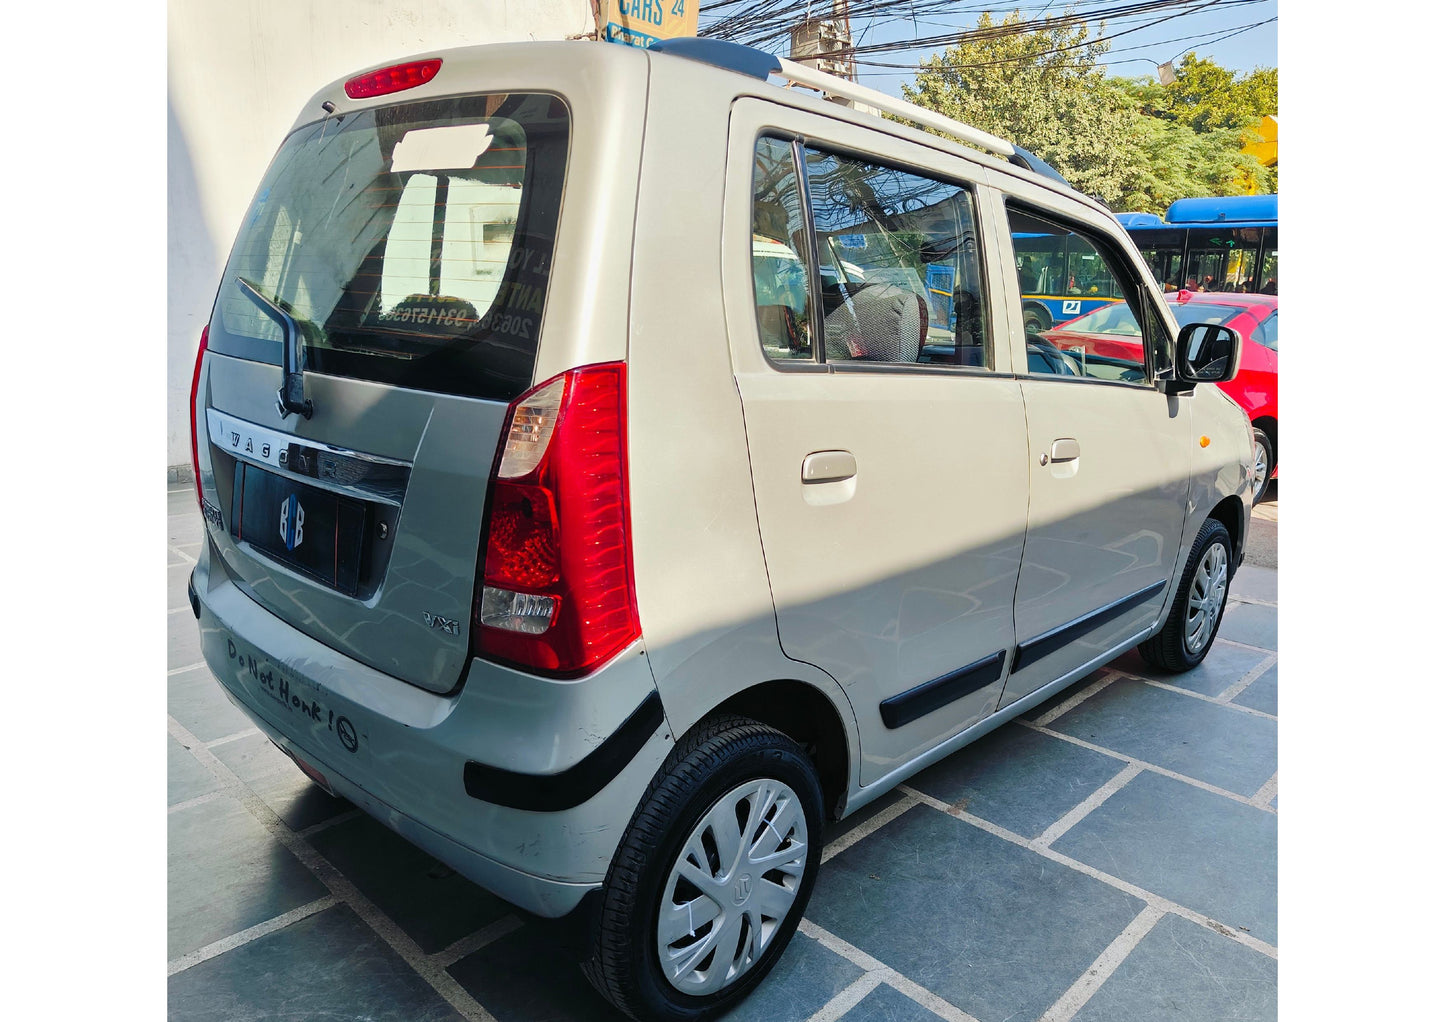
[{"left": 1170, "top": 322, "right": 1242, "bottom": 392}]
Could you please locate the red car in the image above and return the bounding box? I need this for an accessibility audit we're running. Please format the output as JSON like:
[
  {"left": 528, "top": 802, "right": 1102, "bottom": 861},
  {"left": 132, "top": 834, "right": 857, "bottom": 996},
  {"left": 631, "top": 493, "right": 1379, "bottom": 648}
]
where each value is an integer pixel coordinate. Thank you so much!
[{"left": 1041, "top": 291, "right": 1278, "bottom": 503}]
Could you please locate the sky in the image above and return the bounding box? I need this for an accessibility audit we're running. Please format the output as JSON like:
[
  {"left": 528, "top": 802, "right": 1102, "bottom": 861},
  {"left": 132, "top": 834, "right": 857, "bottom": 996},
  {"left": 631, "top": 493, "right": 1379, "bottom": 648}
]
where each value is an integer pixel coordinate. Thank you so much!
[{"left": 706, "top": 2, "right": 1280, "bottom": 99}]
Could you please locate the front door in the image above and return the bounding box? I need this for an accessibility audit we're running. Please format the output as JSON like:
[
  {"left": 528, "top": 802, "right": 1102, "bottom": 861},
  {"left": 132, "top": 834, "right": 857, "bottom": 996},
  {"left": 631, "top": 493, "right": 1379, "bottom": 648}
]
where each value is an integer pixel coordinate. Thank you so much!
[{"left": 997, "top": 201, "right": 1194, "bottom": 706}]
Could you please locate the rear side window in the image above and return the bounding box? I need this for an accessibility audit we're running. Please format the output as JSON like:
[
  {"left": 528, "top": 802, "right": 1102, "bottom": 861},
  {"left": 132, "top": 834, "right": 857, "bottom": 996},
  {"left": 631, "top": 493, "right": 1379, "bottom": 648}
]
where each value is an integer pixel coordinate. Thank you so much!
[
  {"left": 748, "top": 136, "right": 990, "bottom": 370},
  {"left": 803, "top": 148, "right": 989, "bottom": 368},
  {"left": 208, "top": 93, "right": 569, "bottom": 402}
]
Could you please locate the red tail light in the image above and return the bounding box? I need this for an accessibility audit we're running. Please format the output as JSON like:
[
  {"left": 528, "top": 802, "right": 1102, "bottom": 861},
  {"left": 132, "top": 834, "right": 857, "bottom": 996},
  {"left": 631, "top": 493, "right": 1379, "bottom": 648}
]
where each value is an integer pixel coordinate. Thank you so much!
[
  {"left": 344, "top": 59, "right": 442, "bottom": 100},
  {"left": 474, "top": 363, "right": 640, "bottom": 678},
  {"left": 190, "top": 325, "right": 209, "bottom": 508}
]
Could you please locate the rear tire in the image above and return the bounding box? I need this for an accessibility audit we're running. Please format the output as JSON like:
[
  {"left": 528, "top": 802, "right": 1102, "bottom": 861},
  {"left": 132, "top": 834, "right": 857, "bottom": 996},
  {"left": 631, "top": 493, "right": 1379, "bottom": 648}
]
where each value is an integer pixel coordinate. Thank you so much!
[
  {"left": 581, "top": 715, "right": 824, "bottom": 1022},
  {"left": 1138, "top": 519, "right": 1233, "bottom": 673}
]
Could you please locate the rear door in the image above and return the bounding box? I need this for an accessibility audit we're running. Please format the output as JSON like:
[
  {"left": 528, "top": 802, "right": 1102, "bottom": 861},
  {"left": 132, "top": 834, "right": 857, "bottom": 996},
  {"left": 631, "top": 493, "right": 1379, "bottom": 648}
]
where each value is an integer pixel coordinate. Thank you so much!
[
  {"left": 196, "top": 90, "right": 580, "bottom": 693},
  {"left": 990, "top": 191, "right": 1194, "bottom": 706},
  {"left": 724, "top": 100, "right": 1029, "bottom": 784}
]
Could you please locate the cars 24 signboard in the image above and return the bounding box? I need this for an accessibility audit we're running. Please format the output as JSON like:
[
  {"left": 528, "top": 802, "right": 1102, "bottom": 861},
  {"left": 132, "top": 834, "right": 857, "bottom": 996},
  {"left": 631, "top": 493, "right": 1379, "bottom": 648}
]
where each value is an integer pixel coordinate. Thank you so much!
[{"left": 600, "top": 1, "right": 699, "bottom": 48}]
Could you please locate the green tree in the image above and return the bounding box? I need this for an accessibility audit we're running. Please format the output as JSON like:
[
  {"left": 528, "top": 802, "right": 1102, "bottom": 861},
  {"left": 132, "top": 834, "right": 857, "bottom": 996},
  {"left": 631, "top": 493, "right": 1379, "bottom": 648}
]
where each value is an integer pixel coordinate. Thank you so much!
[
  {"left": 902, "top": 10, "right": 1142, "bottom": 207},
  {"left": 903, "top": 10, "right": 1276, "bottom": 214}
]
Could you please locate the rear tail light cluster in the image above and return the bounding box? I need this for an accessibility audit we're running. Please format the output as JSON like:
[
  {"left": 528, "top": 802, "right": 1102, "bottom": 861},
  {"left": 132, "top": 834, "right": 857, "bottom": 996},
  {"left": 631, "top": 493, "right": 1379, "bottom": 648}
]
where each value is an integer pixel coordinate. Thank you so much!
[
  {"left": 474, "top": 363, "right": 640, "bottom": 678},
  {"left": 190, "top": 325, "right": 209, "bottom": 508}
]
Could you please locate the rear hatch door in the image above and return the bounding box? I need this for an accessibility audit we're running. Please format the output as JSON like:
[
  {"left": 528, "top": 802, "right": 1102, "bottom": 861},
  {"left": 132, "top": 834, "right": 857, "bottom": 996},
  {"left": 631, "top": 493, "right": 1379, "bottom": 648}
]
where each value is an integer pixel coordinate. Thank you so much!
[{"left": 197, "top": 89, "right": 569, "bottom": 694}]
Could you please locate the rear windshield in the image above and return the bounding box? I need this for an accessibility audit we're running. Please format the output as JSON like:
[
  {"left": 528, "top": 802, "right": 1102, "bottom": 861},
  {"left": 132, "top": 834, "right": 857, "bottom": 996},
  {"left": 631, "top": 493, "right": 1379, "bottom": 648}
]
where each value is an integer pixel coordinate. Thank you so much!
[{"left": 207, "top": 92, "right": 569, "bottom": 402}]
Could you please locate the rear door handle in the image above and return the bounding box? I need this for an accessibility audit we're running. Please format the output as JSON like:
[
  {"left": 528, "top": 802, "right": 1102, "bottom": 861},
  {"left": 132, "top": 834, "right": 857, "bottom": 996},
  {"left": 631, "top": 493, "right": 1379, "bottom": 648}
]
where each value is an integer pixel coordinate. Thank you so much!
[
  {"left": 1049, "top": 438, "right": 1080, "bottom": 463},
  {"left": 802, "top": 450, "right": 857, "bottom": 483}
]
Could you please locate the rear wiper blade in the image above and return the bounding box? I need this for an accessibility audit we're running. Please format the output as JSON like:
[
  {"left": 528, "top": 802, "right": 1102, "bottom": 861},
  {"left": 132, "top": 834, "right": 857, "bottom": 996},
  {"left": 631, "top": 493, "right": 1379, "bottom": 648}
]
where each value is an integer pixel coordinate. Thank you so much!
[{"left": 236, "top": 277, "right": 314, "bottom": 420}]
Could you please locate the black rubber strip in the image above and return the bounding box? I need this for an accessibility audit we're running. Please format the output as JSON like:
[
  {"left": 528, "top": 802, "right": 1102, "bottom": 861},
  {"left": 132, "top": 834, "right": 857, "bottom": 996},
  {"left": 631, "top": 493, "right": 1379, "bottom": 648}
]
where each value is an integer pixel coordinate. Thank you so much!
[
  {"left": 188, "top": 570, "right": 200, "bottom": 619},
  {"left": 1012, "top": 580, "right": 1168, "bottom": 674},
  {"left": 879, "top": 650, "right": 1008, "bottom": 730},
  {"left": 463, "top": 691, "right": 665, "bottom": 812}
]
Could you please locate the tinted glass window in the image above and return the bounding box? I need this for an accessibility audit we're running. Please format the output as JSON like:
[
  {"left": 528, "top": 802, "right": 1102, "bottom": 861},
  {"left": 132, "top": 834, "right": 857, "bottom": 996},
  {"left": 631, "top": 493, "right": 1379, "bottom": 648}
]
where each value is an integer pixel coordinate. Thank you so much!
[
  {"left": 1166, "top": 302, "right": 1247, "bottom": 326},
  {"left": 751, "top": 138, "right": 815, "bottom": 361},
  {"left": 208, "top": 93, "right": 569, "bottom": 402},
  {"left": 801, "top": 148, "right": 989, "bottom": 368},
  {"left": 1254, "top": 311, "right": 1278, "bottom": 351},
  {"left": 1009, "top": 206, "right": 1151, "bottom": 386}
]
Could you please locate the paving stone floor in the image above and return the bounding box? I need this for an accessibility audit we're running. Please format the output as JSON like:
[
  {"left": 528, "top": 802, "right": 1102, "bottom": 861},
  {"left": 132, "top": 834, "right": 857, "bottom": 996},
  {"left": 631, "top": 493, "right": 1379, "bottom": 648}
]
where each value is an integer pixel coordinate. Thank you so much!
[{"left": 167, "top": 485, "right": 1278, "bottom": 1021}]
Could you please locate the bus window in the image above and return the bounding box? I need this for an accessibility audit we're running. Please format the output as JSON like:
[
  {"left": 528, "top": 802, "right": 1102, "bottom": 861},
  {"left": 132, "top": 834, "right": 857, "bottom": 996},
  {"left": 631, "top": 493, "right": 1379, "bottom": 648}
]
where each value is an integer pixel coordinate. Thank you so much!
[
  {"left": 1008, "top": 207, "right": 1122, "bottom": 334},
  {"left": 1132, "top": 227, "right": 1185, "bottom": 291}
]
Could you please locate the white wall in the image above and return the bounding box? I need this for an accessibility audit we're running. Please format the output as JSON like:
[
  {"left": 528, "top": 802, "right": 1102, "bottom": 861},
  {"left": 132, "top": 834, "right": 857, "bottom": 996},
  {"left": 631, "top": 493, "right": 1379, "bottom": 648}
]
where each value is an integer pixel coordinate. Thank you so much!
[{"left": 167, "top": 0, "right": 594, "bottom": 472}]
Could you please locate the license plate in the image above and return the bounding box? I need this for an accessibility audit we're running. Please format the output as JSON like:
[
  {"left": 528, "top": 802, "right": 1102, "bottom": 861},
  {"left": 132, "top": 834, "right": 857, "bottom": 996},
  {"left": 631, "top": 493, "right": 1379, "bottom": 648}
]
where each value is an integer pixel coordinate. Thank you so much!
[{"left": 231, "top": 463, "right": 367, "bottom": 595}]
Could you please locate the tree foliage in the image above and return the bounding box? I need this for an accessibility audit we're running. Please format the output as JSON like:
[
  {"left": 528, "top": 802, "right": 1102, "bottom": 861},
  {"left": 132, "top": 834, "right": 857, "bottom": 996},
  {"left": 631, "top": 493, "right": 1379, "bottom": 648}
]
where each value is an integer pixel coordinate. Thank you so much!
[{"left": 902, "top": 9, "right": 1276, "bottom": 214}]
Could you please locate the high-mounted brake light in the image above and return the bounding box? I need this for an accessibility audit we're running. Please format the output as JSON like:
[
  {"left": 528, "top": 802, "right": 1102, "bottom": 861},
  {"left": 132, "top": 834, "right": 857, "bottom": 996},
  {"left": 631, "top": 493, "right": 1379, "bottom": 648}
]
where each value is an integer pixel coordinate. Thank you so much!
[
  {"left": 344, "top": 59, "right": 442, "bottom": 100},
  {"left": 474, "top": 363, "right": 640, "bottom": 678},
  {"left": 190, "top": 325, "right": 209, "bottom": 509}
]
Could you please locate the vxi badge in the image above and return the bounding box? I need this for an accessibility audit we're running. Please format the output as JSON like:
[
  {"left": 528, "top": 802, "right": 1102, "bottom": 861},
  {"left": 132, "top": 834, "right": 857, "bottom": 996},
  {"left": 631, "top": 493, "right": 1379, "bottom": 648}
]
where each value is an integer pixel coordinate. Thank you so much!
[{"left": 279, "top": 494, "right": 305, "bottom": 552}]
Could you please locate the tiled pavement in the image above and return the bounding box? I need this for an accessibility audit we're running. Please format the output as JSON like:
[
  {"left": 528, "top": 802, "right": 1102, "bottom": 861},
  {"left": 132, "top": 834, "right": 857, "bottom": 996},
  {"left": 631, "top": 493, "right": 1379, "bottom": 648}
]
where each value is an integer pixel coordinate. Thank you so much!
[{"left": 167, "top": 484, "right": 1278, "bottom": 1021}]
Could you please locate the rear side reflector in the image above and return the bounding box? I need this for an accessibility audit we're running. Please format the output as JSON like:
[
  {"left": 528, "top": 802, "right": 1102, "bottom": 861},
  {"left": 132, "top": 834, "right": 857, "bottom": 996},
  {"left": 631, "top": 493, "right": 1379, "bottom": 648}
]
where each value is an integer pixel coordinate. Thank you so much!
[
  {"left": 475, "top": 363, "right": 640, "bottom": 678},
  {"left": 344, "top": 59, "right": 442, "bottom": 99}
]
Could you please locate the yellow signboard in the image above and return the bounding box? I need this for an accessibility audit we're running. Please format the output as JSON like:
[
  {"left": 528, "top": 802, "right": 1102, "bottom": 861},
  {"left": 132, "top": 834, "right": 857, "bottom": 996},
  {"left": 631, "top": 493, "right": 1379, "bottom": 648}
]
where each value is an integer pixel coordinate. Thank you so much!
[{"left": 599, "top": 1, "right": 700, "bottom": 49}]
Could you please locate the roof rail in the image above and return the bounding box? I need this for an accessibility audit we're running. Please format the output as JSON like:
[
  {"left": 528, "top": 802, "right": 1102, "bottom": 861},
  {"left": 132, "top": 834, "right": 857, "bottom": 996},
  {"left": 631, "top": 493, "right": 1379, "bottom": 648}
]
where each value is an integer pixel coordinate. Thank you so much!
[{"left": 648, "top": 37, "right": 1072, "bottom": 189}]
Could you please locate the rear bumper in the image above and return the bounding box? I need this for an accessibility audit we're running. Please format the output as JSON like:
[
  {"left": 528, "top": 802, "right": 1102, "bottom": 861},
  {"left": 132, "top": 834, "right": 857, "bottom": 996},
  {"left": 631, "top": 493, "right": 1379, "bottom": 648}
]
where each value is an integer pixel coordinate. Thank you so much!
[{"left": 192, "top": 554, "right": 670, "bottom": 919}]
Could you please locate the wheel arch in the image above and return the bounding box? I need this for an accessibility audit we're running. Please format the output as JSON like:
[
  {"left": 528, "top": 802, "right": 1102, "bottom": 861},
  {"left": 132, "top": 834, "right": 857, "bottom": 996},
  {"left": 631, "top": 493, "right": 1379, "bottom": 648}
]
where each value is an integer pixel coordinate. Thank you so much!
[
  {"left": 1207, "top": 494, "right": 1247, "bottom": 569},
  {"left": 706, "top": 679, "right": 852, "bottom": 821},
  {"left": 1252, "top": 415, "right": 1277, "bottom": 466}
]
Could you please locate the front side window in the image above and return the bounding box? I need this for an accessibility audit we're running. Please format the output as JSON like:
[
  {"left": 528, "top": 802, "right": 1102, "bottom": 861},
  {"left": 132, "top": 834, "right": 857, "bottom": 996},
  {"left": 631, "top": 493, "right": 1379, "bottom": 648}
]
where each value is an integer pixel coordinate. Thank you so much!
[
  {"left": 209, "top": 92, "right": 569, "bottom": 402},
  {"left": 1009, "top": 206, "right": 1153, "bottom": 386}
]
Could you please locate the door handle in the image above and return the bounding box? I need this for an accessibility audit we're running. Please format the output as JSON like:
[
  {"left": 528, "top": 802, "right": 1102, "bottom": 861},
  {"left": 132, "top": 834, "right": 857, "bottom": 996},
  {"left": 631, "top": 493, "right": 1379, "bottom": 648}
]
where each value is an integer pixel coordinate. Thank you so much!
[
  {"left": 802, "top": 450, "right": 857, "bottom": 483},
  {"left": 1047, "top": 438, "right": 1080, "bottom": 463}
]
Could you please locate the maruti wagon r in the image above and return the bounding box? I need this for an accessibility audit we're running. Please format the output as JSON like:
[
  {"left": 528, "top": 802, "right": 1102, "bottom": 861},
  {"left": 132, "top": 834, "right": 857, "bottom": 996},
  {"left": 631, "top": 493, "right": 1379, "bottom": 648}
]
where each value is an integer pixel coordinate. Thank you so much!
[{"left": 188, "top": 36, "right": 1253, "bottom": 1021}]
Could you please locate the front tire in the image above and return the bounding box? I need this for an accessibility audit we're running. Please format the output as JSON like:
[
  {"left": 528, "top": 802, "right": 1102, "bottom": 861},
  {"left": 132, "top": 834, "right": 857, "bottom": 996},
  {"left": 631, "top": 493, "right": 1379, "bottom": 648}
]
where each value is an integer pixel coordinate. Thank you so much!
[
  {"left": 1250, "top": 427, "right": 1274, "bottom": 505},
  {"left": 1138, "top": 518, "right": 1233, "bottom": 673},
  {"left": 582, "top": 716, "right": 824, "bottom": 1022}
]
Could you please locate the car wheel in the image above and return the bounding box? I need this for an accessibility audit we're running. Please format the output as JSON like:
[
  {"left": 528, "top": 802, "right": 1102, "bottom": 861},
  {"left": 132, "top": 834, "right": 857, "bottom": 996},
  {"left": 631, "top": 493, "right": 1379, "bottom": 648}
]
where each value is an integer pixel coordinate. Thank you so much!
[
  {"left": 1022, "top": 303, "right": 1052, "bottom": 335},
  {"left": 581, "top": 715, "right": 824, "bottom": 1022},
  {"left": 1138, "top": 519, "right": 1233, "bottom": 673},
  {"left": 1250, "top": 427, "right": 1274, "bottom": 505}
]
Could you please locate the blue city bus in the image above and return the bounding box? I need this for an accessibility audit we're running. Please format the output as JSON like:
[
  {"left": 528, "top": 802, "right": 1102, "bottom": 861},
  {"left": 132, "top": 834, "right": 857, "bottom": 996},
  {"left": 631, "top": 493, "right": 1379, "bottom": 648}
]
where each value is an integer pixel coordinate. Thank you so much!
[
  {"left": 1118, "top": 194, "right": 1277, "bottom": 295},
  {"left": 1011, "top": 230, "right": 1129, "bottom": 334}
]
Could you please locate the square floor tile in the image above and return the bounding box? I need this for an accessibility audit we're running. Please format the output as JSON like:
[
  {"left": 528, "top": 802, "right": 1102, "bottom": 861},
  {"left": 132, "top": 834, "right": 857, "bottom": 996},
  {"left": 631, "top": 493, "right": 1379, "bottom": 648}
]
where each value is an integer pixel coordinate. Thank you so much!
[
  {"left": 310, "top": 814, "right": 512, "bottom": 955},
  {"left": 1052, "top": 771, "right": 1276, "bottom": 944},
  {"left": 825, "top": 787, "right": 908, "bottom": 849},
  {"left": 168, "top": 795, "right": 327, "bottom": 959},
  {"left": 169, "top": 665, "right": 255, "bottom": 744},
  {"left": 1232, "top": 664, "right": 1277, "bottom": 716},
  {"left": 839, "top": 983, "right": 944, "bottom": 1022},
  {"left": 448, "top": 922, "right": 628, "bottom": 1021},
  {"left": 718, "top": 932, "right": 864, "bottom": 1022},
  {"left": 212, "top": 732, "right": 352, "bottom": 832},
  {"left": 1072, "top": 912, "right": 1276, "bottom": 1022},
  {"left": 1110, "top": 643, "right": 1270, "bottom": 699},
  {"left": 909, "top": 723, "right": 1124, "bottom": 839},
  {"left": 169, "top": 561, "right": 197, "bottom": 612},
  {"left": 169, "top": 615, "right": 203, "bottom": 671},
  {"left": 1228, "top": 566, "right": 1277, "bottom": 604},
  {"left": 1046, "top": 679, "right": 1276, "bottom": 796},
  {"left": 1217, "top": 603, "right": 1277, "bottom": 651},
  {"left": 808, "top": 805, "right": 1144, "bottom": 1022},
  {"left": 168, "top": 734, "right": 221, "bottom": 806},
  {"left": 1020, "top": 668, "right": 1114, "bottom": 722},
  {"left": 168, "top": 904, "right": 464, "bottom": 1021}
]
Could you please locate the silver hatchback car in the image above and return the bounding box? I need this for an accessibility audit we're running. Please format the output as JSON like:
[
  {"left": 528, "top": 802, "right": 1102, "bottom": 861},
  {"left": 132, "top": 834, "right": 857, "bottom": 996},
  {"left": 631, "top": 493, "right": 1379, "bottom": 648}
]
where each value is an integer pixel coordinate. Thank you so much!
[{"left": 188, "top": 37, "right": 1252, "bottom": 1021}]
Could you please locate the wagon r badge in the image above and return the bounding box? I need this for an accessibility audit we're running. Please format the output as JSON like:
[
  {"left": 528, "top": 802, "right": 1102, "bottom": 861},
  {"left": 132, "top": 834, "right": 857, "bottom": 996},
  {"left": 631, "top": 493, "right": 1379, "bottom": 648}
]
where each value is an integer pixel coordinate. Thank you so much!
[{"left": 423, "top": 612, "right": 460, "bottom": 636}]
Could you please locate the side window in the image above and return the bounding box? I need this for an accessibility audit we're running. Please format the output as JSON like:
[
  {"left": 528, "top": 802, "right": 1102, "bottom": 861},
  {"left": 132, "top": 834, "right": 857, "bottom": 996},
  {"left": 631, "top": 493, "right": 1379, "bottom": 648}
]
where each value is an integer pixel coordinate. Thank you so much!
[
  {"left": 1253, "top": 311, "right": 1278, "bottom": 351},
  {"left": 751, "top": 137, "right": 814, "bottom": 361},
  {"left": 801, "top": 147, "right": 990, "bottom": 368},
  {"left": 1007, "top": 206, "right": 1153, "bottom": 387}
]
